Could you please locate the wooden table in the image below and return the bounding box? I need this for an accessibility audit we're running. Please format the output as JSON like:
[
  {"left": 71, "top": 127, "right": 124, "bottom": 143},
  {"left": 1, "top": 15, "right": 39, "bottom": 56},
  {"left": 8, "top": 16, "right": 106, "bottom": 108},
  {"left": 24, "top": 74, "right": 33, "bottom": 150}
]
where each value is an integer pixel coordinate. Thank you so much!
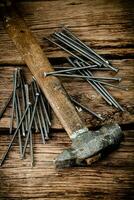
[{"left": 0, "top": 0, "right": 133, "bottom": 199}]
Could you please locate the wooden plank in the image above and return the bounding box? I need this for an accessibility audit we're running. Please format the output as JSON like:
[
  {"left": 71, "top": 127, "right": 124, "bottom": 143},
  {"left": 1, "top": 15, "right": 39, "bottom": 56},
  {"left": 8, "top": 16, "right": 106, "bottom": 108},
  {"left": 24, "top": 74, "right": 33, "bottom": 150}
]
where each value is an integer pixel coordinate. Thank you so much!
[
  {"left": 0, "top": 58, "right": 134, "bottom": 130},
  {"left": 0, "top": 0, "right": 134, "bottom": 64},
  {"left": 0, "top": 130, "right": 133, "bottom": 199}
]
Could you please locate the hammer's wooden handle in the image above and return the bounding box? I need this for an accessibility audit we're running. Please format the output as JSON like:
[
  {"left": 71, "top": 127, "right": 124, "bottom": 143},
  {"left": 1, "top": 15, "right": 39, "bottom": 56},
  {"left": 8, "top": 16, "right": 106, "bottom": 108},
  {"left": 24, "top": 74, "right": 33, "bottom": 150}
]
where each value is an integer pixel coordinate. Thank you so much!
[{"left": 1, "top": 4, "right": 86, "bottom": 137}]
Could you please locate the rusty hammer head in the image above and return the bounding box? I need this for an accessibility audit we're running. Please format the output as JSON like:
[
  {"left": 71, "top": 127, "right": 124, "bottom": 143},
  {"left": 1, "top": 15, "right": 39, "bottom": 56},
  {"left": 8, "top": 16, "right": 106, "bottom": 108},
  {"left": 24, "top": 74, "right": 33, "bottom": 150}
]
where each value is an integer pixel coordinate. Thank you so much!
[{"left": 55, "top": 123, "right": 123, "bottom": 168}]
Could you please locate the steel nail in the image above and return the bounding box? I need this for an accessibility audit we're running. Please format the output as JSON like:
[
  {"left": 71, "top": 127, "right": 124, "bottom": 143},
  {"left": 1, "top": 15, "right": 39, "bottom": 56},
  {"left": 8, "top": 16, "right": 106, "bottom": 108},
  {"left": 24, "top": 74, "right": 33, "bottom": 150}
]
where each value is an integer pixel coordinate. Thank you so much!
[
  {"left": 80, "top": 61, "right": 124, "bottom": 110},
  {"left": 53, "top": 66, "right": 113, "bottom": 71},
  {"left": 44, "top": 64, "right": 97, "bottom": 77},
  {"left": 22, "top": 93, "right": 39, "bottom": 159},
  {"left": 44, "top": 73, "right": 122, "bottom": 84},
  {"left": 68, "top": 58, "right": 112, "bottom": 106},
  {"left": 0, "top": 103, "right": 31, "bottom": 166},
  {"left": 53, "top": 33, "right": 102, "bottom": 67},
  {"left": 31, "top": 80, "right": 45, "bottom": 143},
  {"left": 70, "top": 96, "right": 104, "bottom": 120},
  {"left": 62, "top": 27, "right": 109, "bottom": 64},
  {"left": 17, "top": 69, "right": 27, "bottom": 135},
  {"left": 53, "top": 32, "right": 102, "bottom": 66},
  {"left": 14, "top": 93, "right": 23, "bottom": 158},
  {"left": 0, "top": 91, "right": 12, "bottom": 119},
  {"left": 34, "top": 78, "right": 51, "bottom": 126},
  {"left": 62, "top": 27, "right": 118, "bottom": 72},
  {"left": 44, "top": 37, "right": 90, "bottom": 66},
  {"left": 16, "top": 90, "right": 25, "bottom": 137},
  {"left": 24, "top": 84, "right": 31, "bottom": 128},
  {"left": 9, "top": 69, "right": 17, "bottom": 134}
]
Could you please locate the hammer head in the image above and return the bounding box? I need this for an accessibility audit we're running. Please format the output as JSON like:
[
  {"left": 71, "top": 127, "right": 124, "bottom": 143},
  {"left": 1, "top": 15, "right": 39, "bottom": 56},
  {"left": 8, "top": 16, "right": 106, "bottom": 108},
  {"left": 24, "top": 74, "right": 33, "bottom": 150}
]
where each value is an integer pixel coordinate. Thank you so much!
[{"left": 55, "top": 124, "right": 123, "bottom": 168}]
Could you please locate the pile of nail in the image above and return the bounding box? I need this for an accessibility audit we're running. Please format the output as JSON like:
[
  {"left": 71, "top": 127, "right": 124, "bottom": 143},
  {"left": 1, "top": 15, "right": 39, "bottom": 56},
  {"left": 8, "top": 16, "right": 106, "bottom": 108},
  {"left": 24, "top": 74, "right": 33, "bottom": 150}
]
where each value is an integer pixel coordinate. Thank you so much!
[
  {"left": 0, "top": 69, "right": 51, "bottom": 166},
  {"left": 45, "top": 26, "right": 127, "bottom": 112}
]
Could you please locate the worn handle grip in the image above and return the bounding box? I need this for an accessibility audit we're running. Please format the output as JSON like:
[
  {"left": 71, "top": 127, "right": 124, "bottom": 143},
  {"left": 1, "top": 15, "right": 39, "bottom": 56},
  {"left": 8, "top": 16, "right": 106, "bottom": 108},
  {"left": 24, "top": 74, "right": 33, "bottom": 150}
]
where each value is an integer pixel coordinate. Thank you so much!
[{"left": 1, "top": 4, "right": 86, "bottom": 137}]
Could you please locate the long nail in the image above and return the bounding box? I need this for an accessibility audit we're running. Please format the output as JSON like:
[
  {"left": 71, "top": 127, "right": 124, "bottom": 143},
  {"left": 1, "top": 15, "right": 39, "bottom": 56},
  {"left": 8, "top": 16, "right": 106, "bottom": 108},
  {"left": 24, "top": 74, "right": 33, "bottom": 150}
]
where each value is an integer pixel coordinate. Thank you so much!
[
  {"left": 24, "top": 83, "right": 35, "bottom": 164},
  {"left": 62, "top": 27, "right": 118, "bottom": 72},
  {"left": 0, "top": 91, "right": 12, "bottom": 119},
  {"left": 0, "top": 103, "right": 31, "bottom": 166},
  {"left": 53, "top": 66, "right": 113, "bottom": 71},
  {"left": 34, "top": 78, "right": 51, "bottom": 126},
  {"left": 80, "top": 61, "right": 124, "bottom": 111},
  {"left": 44, "top": 37, "right": 90, "bottom": 66},
  {"left": 29, "top": 129, "right": 34, "bottom": 167},
  {"left": 38, "top": 101, "right": 49, "bottom": 140},
  {"left": 9, "top": 69, "right": 17, "bottom": 134},
  {"left": 24, "top": 84, "right": 31, "bottom": 132},
  {"left": 53, "top": 32, "right": 101, "bottom": 66},
  {"left": 79, "top": 60, "right": 119, "bottom": 108},
  {"left": 22, "top": 93, "right": 39, "bottom": 159},
  {"left": 15, "top": 93, "right": 23, "bottom": 158},
  {"left": 16, "top": 90, "right": 25, "bottom": 137},
  {"left": 44, "top": 73, "right": 122, "bottom": 83},
  {"left": 62, "top": 26, "right": 117, "bottom": 69},
  {"left": 17, "top": 69, "right": 27, "bottom": 135},
  {"left": 59, "top": 31, "right": 109, "bottom": 68},
  {"left": 31, "top": 81, "right": 45, "bottom": 143},
  {"left": 68, "top": 58, "right": 112, "bottom": 106},
  {"left": 44, "top": 64, "right": 97, "bottom": 76},
  {"left": 59, "top": 31, "right": 118, "bottom": 71},
  {"left": 53, "top": 32, "right": 102, "bottom": 66},
  {"left": 70, "top": 96, "right": 104, "bottom": 120}
]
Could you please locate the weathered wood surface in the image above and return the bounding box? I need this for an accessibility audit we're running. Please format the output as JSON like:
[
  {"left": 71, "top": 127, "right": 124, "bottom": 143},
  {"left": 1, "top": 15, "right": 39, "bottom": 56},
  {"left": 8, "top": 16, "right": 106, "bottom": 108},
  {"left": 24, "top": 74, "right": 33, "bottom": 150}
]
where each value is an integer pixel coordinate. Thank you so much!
[
  {"left": 0, "top": 0, "right": 134, "bottom": 64},
  {"left": 0, "top": 0, "right": 134, "bottom": 199},
  {"left": 0, "top": 58, "right": 134, "bottom": 130},
  {"left": 0, "top": 130, "right": 134, "bottom": 199}
]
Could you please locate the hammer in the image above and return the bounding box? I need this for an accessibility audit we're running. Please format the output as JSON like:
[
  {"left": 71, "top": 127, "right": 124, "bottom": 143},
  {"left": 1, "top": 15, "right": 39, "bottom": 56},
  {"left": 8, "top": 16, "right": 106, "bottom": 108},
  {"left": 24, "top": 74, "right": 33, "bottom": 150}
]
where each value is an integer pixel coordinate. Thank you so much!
[{"left": 0, "top": 2, "right": 123, "bottom": 167}]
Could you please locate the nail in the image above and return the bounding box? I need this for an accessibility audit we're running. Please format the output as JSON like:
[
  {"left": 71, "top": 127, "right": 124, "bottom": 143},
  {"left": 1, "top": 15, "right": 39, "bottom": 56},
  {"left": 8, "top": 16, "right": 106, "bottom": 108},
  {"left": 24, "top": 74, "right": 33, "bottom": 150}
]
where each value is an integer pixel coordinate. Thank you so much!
[
  {"left": 16, "top": 90, "right": 25, "bottom": 137},
  {"left": 68, "top": 58, "right": 112, "bottom": 106},
  {"left": 29, "top": 129, "right": 34, "bottom": 167},
  {"left": 44, "top": 72, "right": 122, "bottom": 83},
  {"left": 9, "top": 69, "right": 17, "bottom": 134},
  {"left": 0, "top": 103, "right": 31, "bottom": 166},
  {"left": 15, "top": 93, "right": 23, "bottom": 158},
  {"left": 24, "top": 84, "right": 31, "bottom": 126},
  {"left": 31, "top": 80, "right": 45, "bottom": 143},
  {"left": 53, "top": 66, "right": 113, "bottom": 71},
  {"left": 38, "top": 101, "right": 49, "bottom": 140},
  {"left": 53, "top": 32, "right": 102, "bottom": 66},
  {"left": 62, "top": 27, "right": 118, "bottom": 72},
  {"left": 70, "top": 96, "right": 104, "bottom": 120},
  {"left": 44, "top": 37, "right": 90, "bottom": 66},
  {"left": 34, "top": 78, "right": 51, "bottom": 126},
  {"left": 0, "top": 91, "right": 12, "bottom": 119},
  {"left": 79, "top": 60, "right": 120, "bottom": 108},
  {"left": 62, "top": 27, "right": 110, "bottom": 65},
  {"left": 92, "top": 79, "right": 127, "bottom": 90},
  {"left": 22, "top": 93, "right": 39, "bottom": 159},
  {"left": 17, "top": 69, "right": 27, "bottom": 135},
  {"left": 80, "top": 61, "right": 124, "bottom": 111},
  {"left": 44, "top": 64, "right": 97, "bottom": 77}
]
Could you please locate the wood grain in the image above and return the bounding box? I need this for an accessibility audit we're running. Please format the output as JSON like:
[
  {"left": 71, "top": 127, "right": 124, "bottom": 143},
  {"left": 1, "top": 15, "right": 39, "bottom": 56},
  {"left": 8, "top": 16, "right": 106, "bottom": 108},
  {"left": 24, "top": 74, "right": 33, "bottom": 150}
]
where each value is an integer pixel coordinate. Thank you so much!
[
  {"left": 0, "top": 0, "right": 133, "bottom": 199},
  {"left": 0, "top": 58, "right": 133, "bottom": 130},
  {"left": 0, "top": 0, "right": 134, "bottom": 64},
  {"left": 0, "top": 130, "right": 133, "bottom": 199}
]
